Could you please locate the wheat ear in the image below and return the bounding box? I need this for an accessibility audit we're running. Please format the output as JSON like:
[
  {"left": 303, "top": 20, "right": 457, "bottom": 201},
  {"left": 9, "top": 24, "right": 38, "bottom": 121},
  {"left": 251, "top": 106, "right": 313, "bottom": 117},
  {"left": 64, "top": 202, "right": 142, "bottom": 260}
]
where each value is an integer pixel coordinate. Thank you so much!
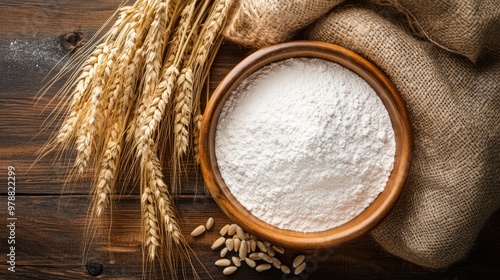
[
  {"left": 194, "top": 0, "right": 234, "bottom": 68},
  {"left": 74, "top": 45, "right": 118, "bottom": 175},
  {"left": 94, "top": 120, "right": 123, "bottom": 217},
  {"left": 55, "top": 44, "right": 105, "bottom": 145},
  {"left": 174, "top": 67, "right": 194, "bottom": 159},
  {"left": 141, "top": 184, "right": 161, "bottom": 261},
  {"left": 133, "top": 0, "right": 194, "bottom": 154},
  {"left": 183, "top": 0, "right": 232, "bottom": 164},
  {"left": 140, "top": 140, "right": 184, "bottom": 275},
  {"left": 130, "top": 1, "right": 185, "bottom": 144}
]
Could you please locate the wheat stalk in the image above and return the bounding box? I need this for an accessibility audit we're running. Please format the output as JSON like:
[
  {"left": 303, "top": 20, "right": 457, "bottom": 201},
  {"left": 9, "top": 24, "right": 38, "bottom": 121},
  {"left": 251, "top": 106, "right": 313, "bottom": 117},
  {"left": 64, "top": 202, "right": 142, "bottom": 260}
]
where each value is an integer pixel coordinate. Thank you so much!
[
  {"left": 54, "top": 2, "right": 144, "bottom": 147},
  {"left": 158, "top": 0, "right": 233, "bottom": 176},
  {"left": 192, "top": 110, "right": 203, "bottom": 164},
  {"left": 40, "top": 0, "right": 234, "bottom": 278}
]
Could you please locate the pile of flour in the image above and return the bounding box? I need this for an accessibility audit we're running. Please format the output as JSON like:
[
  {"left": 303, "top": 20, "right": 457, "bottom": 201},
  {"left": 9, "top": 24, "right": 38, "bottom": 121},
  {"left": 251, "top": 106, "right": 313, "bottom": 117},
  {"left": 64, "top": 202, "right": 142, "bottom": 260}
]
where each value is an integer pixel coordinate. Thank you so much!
[{"left": 215, "top": 58, "right": 395, "bottom": 232}]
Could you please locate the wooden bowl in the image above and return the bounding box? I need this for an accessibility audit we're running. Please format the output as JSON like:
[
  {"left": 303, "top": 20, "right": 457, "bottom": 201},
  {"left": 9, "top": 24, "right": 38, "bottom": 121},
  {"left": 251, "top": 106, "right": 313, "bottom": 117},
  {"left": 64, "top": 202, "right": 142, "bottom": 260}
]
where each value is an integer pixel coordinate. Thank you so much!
[{"left": 200, "top": 41, "right": 413, "bottom": 249}]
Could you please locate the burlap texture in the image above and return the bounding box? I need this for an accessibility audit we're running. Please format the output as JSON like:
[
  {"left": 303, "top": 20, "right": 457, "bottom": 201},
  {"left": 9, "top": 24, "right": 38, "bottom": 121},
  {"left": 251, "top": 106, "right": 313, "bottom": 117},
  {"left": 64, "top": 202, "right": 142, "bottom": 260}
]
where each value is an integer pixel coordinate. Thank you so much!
[
  {"left": 223, "top": 0, "right": 500, "bottom": 269},
  {"left": 306, "top": 6, "right": 500, "bottom": 269},
  {"left": 371, "top": 0, "right": 500, "bottom": 62},
  {"left": 223, "top": 0, "right": 343, "bottom": 48}
]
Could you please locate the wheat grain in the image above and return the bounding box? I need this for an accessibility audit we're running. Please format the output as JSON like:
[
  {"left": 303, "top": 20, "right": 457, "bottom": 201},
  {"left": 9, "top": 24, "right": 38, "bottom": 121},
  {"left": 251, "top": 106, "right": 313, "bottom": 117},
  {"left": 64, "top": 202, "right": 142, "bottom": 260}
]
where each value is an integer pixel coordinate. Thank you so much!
[
  {"left": 259, "top": 252, "right": 274, "bottom": 264},
  {"left": 249, "top": 252, "right": 261, "bottom": 260},
  {"left": 256, "top": 264, "right": 272, "bottom": 272},
  {"left": 223, "top": 266, "right": 238, "bottom": 275},
  {"left": 211, "top": 236, "right": 226, "bottom": 250},
  {"left": 233, "top": 237, "right": 241, "bottom": 253},
  {"left": 281, "top": 265, "right": 291, "bottom": 274},
  {"left": 215, "top": 259, "right": 231, "bottom": 267},
  {"left": 206, "top": 217, "right": 214, "bottom": 230},
  {"left": 239, "top": 240, "right": 248, "bottom": 260},
  {"left": 293, "top": 255, "right": 306, "bottom": 268},
  {"left": 272, "top": 257, "right": 281, "bottom": 269},
  {"left": 256, "top": 240, "right": 267, "bottom": 252},
  {"left": 272, "top": 245, "right": 285, "bottom": 254},
  {"left": 267, "top": 246, "right": 275, "bottom": 257},
  {"left": 228, "top": 224, "right": 237, "bottom": 236},
  {"left": 250, "top": 240, "right": 257, "bottom": 252},
  {"left": 225, "top": 238, "right": 234, "bottom": 251},
  {"left": 236, "top": 225, "right": 245, "bottom": 240},
  {"left": 220, "top": 247, "right": 228, "bottom": 258},
  {"left": 245, "top": 257, "right": 256, "bottom": 268},
  {"left": 294, "top": 262, "right": 307, "bottom": 275},
  {"left": 232, "top": 256, "right": 241, "bottom": 267},
  {"left": 190, "top": 225, "right": 206, "bottom": 237},
  {"left": 220, "top": 224, "right": 230, "bottom": 236}
]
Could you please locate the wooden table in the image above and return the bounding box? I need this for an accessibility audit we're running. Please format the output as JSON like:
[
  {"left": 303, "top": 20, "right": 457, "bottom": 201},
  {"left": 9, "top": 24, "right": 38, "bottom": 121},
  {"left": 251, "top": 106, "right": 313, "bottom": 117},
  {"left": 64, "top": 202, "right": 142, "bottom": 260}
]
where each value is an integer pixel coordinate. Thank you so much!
[{"left": 1, "top": 1, "right": 499, "bottom": 279}]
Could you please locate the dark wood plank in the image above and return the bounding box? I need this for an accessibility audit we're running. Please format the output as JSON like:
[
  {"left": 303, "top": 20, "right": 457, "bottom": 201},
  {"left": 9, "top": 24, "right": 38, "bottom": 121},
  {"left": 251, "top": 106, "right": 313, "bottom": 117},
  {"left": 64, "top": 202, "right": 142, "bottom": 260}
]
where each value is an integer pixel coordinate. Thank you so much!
[{"left": 0, "top": 195, "right": 499, "bottom": 279}]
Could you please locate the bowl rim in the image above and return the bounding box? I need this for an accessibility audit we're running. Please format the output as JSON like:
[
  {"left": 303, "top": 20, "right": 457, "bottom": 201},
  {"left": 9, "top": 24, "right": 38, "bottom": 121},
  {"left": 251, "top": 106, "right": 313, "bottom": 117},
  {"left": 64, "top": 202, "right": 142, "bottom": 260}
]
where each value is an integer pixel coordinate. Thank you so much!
[{"left": 200, "top": 40, "right": 413, "bottom": 249}]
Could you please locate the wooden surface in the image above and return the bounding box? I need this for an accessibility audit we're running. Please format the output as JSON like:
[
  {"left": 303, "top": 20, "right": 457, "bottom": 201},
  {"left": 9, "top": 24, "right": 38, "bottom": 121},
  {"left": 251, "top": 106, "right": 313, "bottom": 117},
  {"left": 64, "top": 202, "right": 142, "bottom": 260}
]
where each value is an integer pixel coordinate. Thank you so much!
[{"left": 0, "top": 1, "right": 499, "bottom": 279}]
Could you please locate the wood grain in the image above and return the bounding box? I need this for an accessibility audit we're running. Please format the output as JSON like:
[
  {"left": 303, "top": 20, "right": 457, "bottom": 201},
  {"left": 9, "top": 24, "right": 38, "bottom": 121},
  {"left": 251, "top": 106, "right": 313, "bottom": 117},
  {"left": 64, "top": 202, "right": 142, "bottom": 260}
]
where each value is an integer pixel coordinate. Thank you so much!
[
  {"left": 0, "top": 195, "right": 499, "bottom": 279},
  {"left": 0, "top": 1, "right": 499, "bottom": 279}
]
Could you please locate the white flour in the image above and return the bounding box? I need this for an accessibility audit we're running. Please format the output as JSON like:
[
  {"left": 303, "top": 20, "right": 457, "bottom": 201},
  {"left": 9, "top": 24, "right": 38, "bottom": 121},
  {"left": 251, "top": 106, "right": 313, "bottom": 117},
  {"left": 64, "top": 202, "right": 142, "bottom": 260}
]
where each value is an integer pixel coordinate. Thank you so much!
[{"left": 215, "top": 58, "right": 395, "bottom": 232}]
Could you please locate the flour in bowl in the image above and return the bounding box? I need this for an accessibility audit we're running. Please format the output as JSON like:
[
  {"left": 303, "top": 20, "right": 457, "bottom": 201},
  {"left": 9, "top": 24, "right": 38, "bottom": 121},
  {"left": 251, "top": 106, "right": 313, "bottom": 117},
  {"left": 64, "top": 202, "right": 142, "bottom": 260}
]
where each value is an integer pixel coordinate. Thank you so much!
[{"left": 215, "top": 58, "right": 395, "bottom": 232}]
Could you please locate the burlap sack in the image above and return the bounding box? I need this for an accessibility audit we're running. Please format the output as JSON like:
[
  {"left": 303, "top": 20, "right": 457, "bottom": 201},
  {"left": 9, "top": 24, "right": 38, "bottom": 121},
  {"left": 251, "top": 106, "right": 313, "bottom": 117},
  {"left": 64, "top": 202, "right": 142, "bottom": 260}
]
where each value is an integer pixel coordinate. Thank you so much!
[
  {"left": 370, "top": 0, "right": 500, "bottom": 62},
  {"left": 224, "top": 0, "right": 500, "bottom": 63},
  {"left": 223, "top": 0, "right": 343, "bottom": 48},
  {"left": 307, "top": 5, "right": 500, "bottom": 269},
  {"left": 223, "top": 0, "right": 500, "bottom": 269}
]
